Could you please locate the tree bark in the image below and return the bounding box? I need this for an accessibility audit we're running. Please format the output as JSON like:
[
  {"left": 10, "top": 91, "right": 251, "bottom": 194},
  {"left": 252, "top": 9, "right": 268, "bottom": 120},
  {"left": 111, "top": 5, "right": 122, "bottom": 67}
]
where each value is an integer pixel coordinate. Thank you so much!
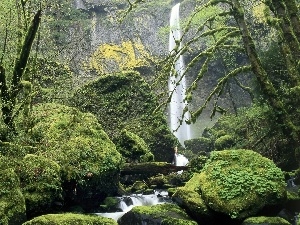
[
  {"left": 0, "top": 10, "right": 41, "bottom": 132},
  {"left": 231, "top": 0, "right": 298, "bottom": 141},
  {"left": 266, "top": 0, "right": 300, "bottom": 86}
]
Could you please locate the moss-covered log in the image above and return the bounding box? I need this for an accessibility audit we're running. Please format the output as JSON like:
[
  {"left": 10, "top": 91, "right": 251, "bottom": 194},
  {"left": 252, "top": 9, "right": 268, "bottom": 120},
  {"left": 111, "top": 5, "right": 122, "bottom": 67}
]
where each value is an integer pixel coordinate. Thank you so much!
[{"left": 120, "top": 162, "right": 188, "bottom": 175}]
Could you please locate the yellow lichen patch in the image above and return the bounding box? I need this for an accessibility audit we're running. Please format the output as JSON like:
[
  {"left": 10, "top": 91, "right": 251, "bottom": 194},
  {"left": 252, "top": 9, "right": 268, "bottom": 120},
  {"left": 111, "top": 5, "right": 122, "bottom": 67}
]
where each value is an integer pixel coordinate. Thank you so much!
[
  {"left": 252, "top": 2, "right": 267, "bottom": 23},
  {"left": 90, "top": 39, "right": 153, "bottom": 74}
]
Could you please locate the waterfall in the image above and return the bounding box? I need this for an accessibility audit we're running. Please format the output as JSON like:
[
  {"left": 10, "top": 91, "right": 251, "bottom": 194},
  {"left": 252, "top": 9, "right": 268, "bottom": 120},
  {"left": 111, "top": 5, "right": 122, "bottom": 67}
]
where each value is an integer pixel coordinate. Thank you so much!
[{"left": 168, "top": 3, "right": 191, "bottom": 146}]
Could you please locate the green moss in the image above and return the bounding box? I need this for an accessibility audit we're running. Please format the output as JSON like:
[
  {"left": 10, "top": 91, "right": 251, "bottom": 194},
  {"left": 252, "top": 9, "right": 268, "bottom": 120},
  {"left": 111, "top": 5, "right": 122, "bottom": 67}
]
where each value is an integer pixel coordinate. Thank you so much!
[
  {"left": 172, "top": 173, "right": 210, "bottom": 217},
  {"left": 117, "top": 129, "right": 153, "bottom": 162},
  {"left": 17, "top": 154, "right": 62, "bottom": 216},
  {"left": 71, "top": 71, "right": 177, "bottom": 162},
  {"left": 131, "top": 203, "right": 196, "bottom": 223},
  {"left": 199, "top": 149, "right": 286, "bottom": 219},
  {"left": 24, "top": 103, "right": 122, "bottom": 207},
  {"left": 0, "top": 168, "right": 26, "bottom": 225},
  {"left": 184, "top": 137, "right": 212, "bottom": 153},
  {"left": 242, "top": 216, "right": 290, "bottom": 225},
  {"left": 25, "top": 58, "right": 73, "bottom": 105},
  {"left": 214, "top": 134, "right": 235, "bottom": 150},
  {"left": 22, "top": 213, "right": 117, "bottom": 225}
]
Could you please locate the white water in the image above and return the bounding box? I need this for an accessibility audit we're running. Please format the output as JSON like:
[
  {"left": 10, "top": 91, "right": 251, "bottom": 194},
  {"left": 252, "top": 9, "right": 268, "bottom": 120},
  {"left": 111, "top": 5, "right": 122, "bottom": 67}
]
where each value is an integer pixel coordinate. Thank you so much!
[
  {"left": 96, "top": 191, "right": 169, "bottom": 221},
  {"left": 174, "top": 153, "right": 189, "bottom": 174},
  {"left": 168, "top": 3, "right": 191, "bottom": 146}
]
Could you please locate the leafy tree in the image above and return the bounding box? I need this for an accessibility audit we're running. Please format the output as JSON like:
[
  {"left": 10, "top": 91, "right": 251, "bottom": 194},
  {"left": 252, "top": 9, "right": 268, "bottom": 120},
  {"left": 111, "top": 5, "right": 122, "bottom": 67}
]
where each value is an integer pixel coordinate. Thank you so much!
[
  {"left": 126, "top": 0, "right": 300, "bottom": 167},
  {"left": 0, "top": 3, "right": 41, "bottom": 138}
]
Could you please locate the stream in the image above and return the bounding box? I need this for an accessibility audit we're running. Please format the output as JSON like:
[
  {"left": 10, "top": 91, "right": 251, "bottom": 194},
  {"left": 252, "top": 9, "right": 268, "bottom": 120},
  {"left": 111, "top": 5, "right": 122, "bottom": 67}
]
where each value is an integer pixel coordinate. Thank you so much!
[{"left": 95, "top": 190, "right": 171, "bottom": 221}]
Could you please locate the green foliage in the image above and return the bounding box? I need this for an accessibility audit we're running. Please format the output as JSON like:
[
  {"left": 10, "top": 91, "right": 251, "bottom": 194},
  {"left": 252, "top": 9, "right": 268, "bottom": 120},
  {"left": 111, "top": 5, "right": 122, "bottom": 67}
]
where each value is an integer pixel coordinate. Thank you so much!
[
  {"left": 199, "top": 149, "right": 286, "bottom": 219},
  {"left": 17, "top": 154, "right": 62, "bottom": 217},
  {"left": 188, "top": 155, "right": 208, "bottom": 173},
  {"left": 208, "top": 102, "right": 296, "bottom": 169},
  {"left": 0, "top": 167, "right": 26, "bottom": 225},
  {"left": 25, "top": 58, "right": 73, "bottom": 105},
  {"left": 23, "top": 213, "right": 118, "bottom": 225}
]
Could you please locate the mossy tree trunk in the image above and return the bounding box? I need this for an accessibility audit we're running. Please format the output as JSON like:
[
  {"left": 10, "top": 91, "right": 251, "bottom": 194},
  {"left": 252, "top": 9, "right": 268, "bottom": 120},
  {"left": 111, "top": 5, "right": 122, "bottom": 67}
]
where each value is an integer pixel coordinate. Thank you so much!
[
  {"left": 0, "top": 10, "right": 41, "bottom": 136},
  {"left": 230, "top": 0, "right": 299, "bottom": 144},
  {"left": 266, "top": 0, "right": 300, "bottom": 86}
]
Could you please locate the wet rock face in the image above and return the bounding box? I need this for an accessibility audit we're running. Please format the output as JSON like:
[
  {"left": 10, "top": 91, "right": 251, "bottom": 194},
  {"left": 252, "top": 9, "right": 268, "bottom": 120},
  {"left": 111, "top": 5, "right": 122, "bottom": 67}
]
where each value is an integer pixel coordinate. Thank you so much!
[{"left": 75, "top": 0, "right": 196, "bottom": 57}]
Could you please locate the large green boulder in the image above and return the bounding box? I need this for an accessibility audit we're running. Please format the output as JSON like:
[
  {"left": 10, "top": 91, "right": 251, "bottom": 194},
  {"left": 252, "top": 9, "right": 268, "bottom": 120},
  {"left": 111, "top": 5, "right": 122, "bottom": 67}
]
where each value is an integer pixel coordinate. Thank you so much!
[
  {"left": 117, "top": 129, "right": 154, "bottom": 162},
  {"left": 70, "top": 71, "right": 177, "bottom": 162},
  {"left": 118, "top": 203, "right": 197, "bottom": 225},
  {"left": 0, "top": 168, "right": 26, "bottom": 225},
  {"left": 22, "top": 213, "right": 117, "bottom": 225},
  {"left": 241, "top": 216, "right": 290, "bottom": 225},
  {"left": 25, "top": 103, "right": 122, "bottom": 210},
  {"left": 199, "top": 149, "right": 286, "bottom": 219},
  {"left": 17, "top": 154, "right": 62, "bottom": 218},
  {"left": 172, "top": 173, "right": 214, "bottom": 223}
]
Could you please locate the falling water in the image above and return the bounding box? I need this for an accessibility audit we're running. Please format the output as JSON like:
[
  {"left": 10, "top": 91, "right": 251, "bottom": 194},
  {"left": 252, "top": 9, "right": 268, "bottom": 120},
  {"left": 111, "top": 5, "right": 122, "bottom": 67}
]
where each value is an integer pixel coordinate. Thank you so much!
[{"left": 168, "top": 3, "right": 191, "bottom": 146}]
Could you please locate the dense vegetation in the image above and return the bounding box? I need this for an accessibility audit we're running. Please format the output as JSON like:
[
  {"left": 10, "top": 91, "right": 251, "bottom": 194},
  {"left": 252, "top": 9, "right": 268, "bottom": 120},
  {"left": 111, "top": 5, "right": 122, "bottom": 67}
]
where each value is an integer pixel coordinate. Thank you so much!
[{"left": 0, "top": 0, "right": 299, "bottom": 224}]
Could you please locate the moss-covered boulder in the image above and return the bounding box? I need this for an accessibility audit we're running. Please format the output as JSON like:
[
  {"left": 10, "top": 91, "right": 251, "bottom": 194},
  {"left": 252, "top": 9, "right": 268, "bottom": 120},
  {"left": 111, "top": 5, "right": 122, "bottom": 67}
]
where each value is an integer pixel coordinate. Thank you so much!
[
  {"left": 0, "top": 168, "right": 26, "bottom": 225},
  {"left": 184, "top": 137, "right": 212, "bottom": 153},
  {"left": 118, "top": 203, "right": 197, "bottom": 225},
  {"left": 22, "top": 213, "right": 117, "bottom": 225},
  {"left": 70, "top": 71, "right": 177, "bottom": 162},
  {"left": 17, "top": 154, "right": 62, "bottom": 218},
  {"left": 241, "top": 216, "right": 290, "bottom": 225},
  {"left": 172, "top": 173, "right": 214, "bottom": 223},
  {"left": 214, "top": 134, "right": 235, "bottom": 150},
  {"left": 25, "top": 103, "right": 122, "bottom": 210},
  {"left": 198, "top": 150, "right": 286, "bottom": 219},
  {"left": 117, "top": 129, "right": 154, "bottom": 162}
]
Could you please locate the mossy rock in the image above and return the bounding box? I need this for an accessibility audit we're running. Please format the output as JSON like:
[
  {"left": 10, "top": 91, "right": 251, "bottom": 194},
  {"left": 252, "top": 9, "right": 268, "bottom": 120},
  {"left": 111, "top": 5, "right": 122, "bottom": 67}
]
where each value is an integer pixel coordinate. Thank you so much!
[
  {"left": 0, "top": 168, "right": 26, "bottom": 225},
  {"left": 214, "top": 134, "right": 235, "bottom": 150},
  {"left": 116, "top": 129, "right": 154, "bottom": 162},
  {"left": 172, "top": 173, "right": 213, "bottom": 223},
  {"left": 70, "top": 71, "right": 177, "bottom": 162},
  {"left": 131, "top": 181, "right": 148, "bottom": 193},
  {"left": 198, "top": 149, "right": 286, "bottom": 219},
  {"left": 17, "top": 154, "right": 62, "bottom": 218},
  {"left": 25, "top": 103, "right": 122, "bottom": 209},
  {"left": 241, "top": 216, "right": 290, "bottom": 225},
  {"left": 118, "top": 203, "right": 197, "bottom": 225},
  {"left": 22, "top": 213, "right": 117, "bottom": 225},
  {"left": 184, "top": 137, "right": 212, "bottom": 153}
]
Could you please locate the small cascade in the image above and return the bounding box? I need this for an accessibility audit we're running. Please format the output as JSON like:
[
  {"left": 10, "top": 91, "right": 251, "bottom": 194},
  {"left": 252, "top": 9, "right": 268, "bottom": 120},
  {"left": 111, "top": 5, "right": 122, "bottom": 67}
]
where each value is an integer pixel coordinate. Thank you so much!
[
  {"left": 174, "top": 153, "right": 189, "bottom": 174},
  {"left": 168, "top": 3, "right": 191, "bottom": 146},
  {"left": 175, "top": 154, "right": 189, "bottom": 167},
  {"left": 96, "top": 191, "right": 170, "bottom": 221}
]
